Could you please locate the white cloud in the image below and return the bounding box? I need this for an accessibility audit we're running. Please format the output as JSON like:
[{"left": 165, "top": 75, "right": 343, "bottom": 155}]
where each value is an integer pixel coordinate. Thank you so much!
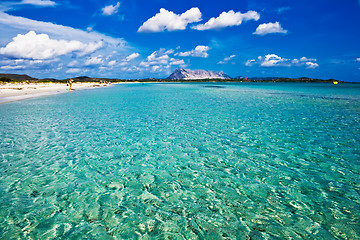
[
  {"left": 67, "top": 60, "right": 78, "bottom": 67},
  {"left": 177, "top": 45, "right": 210, "bottom": 58},
  {"left": 84, "top": 56, "right": 103, "bottom": 66},
  {"left": 112, "top": 53, "right": 140, "bottom": 67},
  {"left": 218, "top": 54, "right": 236, "bottom": 64},
  {"left": 151, "top": 65, "right": 161, "bottom": 72},
  {"left": 356, "top": 58, "right": 360, "bottom": 62},
  {"left": 102, "top": 2, "right": 120, "bottom": 16},
  {"left": 1, "top": 65, "right": 25, "bottom": 70},
  {"left": 0, "top": 31, "right": 103, "bottom": 59},
  {"left": 291, "top": 57, "right": 317, "bottom": 65},
  {"left": 0, "top": 11, "right": 127, "bottom": 46},
  {"left": 277, "top": 7, "right": 291, "bottom": 14},
  {"left": 169, "top": 59, "right": 185, "bottom": 65},
  {"left": 192, "top": 10, "right": 259, "bottom": 31},
  {"left": 305, "top": 62, "right": 319, "bottom": 69},
  {"left": 245, "top": 59, "right": 256, "bottom": 66},
  {"left": 140, "top": 49, "right": 171, "bottom": 67},
  {"left": 138, "top": 7, "right": 202, "bottom": 32},
  {"left": 164, "top": 49, "right": 174, "bottom": 55},
  {"left": 66, "top": 68, "right": 82, "bottom": 74},
  {"left": 0, "top": 58, "right": 57, "bottom": 70},
  {"left": 0, "top": 11, "right": 135, "bottom": 78},
  {"left": 253, "top": 22, "right": 288, "bottom": 36},
  {"left": 292, "top": 57, "right": 319, "bottom": 68},
  {"left": 108, "top": 60, "right": 116, "bottom": 66},
  {"left": 139, "top": 48, "right": 185, "bottom": 72},
  {"left": 246, "top": 54, "right": 319, "bottom": 68},
  {"left": 260, "top": 54, "right": 289, "bottom": 67},
  {"left": 121, "top": 66, "right": 141, "bottom": 73},
  {"left": 21, "top": 0, "right": 56, "bottom": 7},
  {"left": 300, "top": 57, "right": 317, "bottom": 62},
  {"left": 125, "top": 53, "right": 140, "bottom": 61}
]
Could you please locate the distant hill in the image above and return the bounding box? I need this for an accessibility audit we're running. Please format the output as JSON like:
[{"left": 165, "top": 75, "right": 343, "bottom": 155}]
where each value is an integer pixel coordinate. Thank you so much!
[
  {"left": 168, "top": 68, "right": 231, "bottom": 80},
  {"left": 248, "top": 77, "right": 283, "bottom": 81},
  {"left": 0, "top": 73, "right": 38, "bottom": 81},
  {"left": 72, "top": 76, "right": 93, "bottom": 82}
]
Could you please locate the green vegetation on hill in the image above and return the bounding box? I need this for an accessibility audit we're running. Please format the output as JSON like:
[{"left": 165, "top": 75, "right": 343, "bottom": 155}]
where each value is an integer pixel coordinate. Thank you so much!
[
  {"left": 0, "top": 73, "right": 37, "bottom": 82},
  {"left": 0, "top": 77, "right": 12, "bottom": 83},
  {"left": 0, "top": 73, "right": 67, "bottom": 83}
]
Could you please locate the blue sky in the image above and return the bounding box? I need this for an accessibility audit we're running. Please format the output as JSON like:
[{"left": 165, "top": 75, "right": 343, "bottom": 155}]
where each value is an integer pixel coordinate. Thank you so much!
[{"left": 0, "top": 0, "right": 359, "bottom": 81}]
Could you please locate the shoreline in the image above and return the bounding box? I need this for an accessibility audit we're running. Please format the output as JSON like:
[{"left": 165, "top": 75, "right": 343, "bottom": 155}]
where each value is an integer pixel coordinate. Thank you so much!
[
  {"left": 0, "top": 82, "right": 110, "bottom": 104},
  {"left": 1, "top": 81, "right": 354, "bottom": 104}
]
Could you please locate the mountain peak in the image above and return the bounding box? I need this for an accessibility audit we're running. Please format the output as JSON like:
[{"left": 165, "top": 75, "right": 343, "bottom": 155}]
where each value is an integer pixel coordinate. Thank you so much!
[{"left": 168, "top": 68, "right": 230, "bottom": 80}]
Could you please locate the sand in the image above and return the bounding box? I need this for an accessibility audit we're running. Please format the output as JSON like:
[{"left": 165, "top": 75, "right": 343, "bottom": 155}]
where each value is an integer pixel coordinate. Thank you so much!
[{"left": 0, "top": 82, "right": 109, "bottom": 104}]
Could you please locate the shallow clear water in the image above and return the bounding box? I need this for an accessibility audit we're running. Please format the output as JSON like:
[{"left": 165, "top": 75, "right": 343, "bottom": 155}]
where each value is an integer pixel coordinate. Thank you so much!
[{"left": 1, "top": 82, "right": 359, "bottom": 239}]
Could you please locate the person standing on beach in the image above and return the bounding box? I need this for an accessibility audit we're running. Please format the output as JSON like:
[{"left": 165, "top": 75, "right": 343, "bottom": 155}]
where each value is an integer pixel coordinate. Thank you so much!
[{"left": 67, "top": 79, "right": 73, "bottom": 91}]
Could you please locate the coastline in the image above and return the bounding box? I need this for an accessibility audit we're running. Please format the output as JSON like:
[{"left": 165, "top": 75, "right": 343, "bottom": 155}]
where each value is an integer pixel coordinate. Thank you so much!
[
  {"left": 0, "top": 82, "right": 110, "bottom": 104},
  {"left": 0, "top": 80, "right": 353, "bottom": 104}
]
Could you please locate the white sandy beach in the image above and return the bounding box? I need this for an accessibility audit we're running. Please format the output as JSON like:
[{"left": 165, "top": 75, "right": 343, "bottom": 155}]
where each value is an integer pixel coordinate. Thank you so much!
[{"left": 0, "top": 82, "right": 109, "bottom": 104}]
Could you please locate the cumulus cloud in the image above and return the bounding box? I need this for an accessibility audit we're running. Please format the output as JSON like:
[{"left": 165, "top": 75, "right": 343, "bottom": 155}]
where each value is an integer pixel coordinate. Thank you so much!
[
  {"left": 292, "top": 57, "right": 319, "bottom": 68},
  {"left": 108, "top": 60, "right": 116, "bottom": 66},
  {"left": 140, "top": 49, "right": 171, "bottom": 67},
  {"left": 246, "top": 54, "right": 319, "bottom": 69},
  {"left": 192, "top": 10, "right": 259, "bottom": 30},
  {"left": 102, "top": 2, "right": 120, "bottom": 16},
  {"left": 356, "top": 58, "right": 360, "bottom": 62},
  {"left": 121, "top": 66, "right": 141, "bottom": 73},
  {"left": 115, "top": 53, "right": 140, "bottom": 67},
  {"left": 67, "top": 60, "right": 78, "bottom": 67},
  {"left": 0, "top": 58, "right": 57, "bottom": 70},
  {"left": 170, "top": 59, "right": 185, "bottom": 65},
  {"left": 68, "top": 55, "right": 119, "bottom": 68},
  {"left": 0, "top": 12, "right": 127, "bottom": 46},
  {"left": 125, "top": 53, "right": 140, "bottom": 61},
  {"left": 260, "top": 54, "right": 289, "bottom": 67},
  {"left": 0, "top": 11, "right": 133, "bottom": 78},
  {"left": 253, "top": 22, "right": 288, "bottom": 35},
  {"left": 305, "top": 62, "right": 319, "bottom": 69},
  {"left": 245, "top": 59, "right": 256, "bottom": 66},
  {"left": 138, "top": 7, "right": 202, "bottom": 32},
  {"left": 218, "top": 54, "right": 236, "bottom": 64},
  {"left": 177, "top": 45, "right": 210, "bottom": 58},
  {"left": 20, "top": 0, "right": 56, "bottom": 7},
  {"left": 0, "top": 31, "right": 103, "bottom": 59},
  {"left": 139, "top": 48, "right": 185, "bottom": 72},
  {"left": 84, "top": 56, "right": 103, "bottom": 66}
]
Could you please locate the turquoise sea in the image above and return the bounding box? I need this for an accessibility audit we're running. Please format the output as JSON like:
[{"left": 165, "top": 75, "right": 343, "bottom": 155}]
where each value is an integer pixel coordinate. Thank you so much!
[{"left": 0, "top": 82, "right": 360, "bottom": 239}]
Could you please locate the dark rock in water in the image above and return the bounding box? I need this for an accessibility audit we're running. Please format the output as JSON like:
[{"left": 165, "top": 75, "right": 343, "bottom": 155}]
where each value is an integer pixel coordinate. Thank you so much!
[
  {"left": 168, "top": 68, "right": 231, "bottom": 80},
  {"left": 30, "top": 190, "right": 40, "bottom": 197}
]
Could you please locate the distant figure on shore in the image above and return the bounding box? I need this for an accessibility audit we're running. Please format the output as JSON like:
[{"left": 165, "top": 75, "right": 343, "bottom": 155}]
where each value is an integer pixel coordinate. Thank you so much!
[
  {"left": 99, "top": 80, "right": 111, "bottom": 85},
  {"left": 67, "top": 79, "right": 73, "bottom": 91}
]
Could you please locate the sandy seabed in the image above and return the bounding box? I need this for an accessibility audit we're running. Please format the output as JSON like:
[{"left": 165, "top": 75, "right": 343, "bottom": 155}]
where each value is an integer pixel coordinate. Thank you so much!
[{"left": 0, "top": 82, "right": 109, "bottom": 104}]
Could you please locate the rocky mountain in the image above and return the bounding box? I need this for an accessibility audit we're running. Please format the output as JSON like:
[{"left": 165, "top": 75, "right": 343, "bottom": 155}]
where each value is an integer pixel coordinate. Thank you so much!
[{"left": 168, "top": 68, "right": 231, "bottom": 80}]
